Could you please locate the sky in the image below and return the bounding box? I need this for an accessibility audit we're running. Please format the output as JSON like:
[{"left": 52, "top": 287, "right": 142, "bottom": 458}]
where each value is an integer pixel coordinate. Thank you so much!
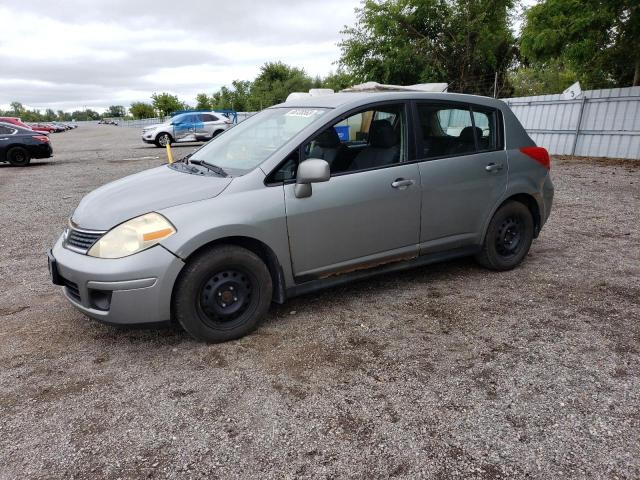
[
  {"left": 0, "top": 0, "right": 538, "bottom": 113},
  {"left": 0, "top": 0, "right": 361, "bottom": 112}
]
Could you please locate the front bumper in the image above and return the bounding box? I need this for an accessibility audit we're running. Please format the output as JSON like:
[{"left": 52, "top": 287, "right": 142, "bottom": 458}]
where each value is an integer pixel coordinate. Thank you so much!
[
  {"left": 50, "top": 236, "right": 184, "bottom": 324},
  {"left": 142, "top": 131, "right": 157, "bottom": 143}
]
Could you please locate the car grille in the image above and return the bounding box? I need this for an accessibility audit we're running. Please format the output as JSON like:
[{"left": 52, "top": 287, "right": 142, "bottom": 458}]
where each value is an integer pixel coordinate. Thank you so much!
[
  {"left": 63, "top": 278, "right": 81, "bottom": 303},
  {"left": 64, "top": 227, "right": 105, "bottom": 254}
]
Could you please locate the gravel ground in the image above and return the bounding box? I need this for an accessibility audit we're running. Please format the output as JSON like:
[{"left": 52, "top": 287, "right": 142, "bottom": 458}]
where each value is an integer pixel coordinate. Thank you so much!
[{"left": 0, "top": 125, "right": 638, "bottom": 479}]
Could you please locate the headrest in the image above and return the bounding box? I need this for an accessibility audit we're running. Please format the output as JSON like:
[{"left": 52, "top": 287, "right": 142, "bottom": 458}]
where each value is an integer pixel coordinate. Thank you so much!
[
  {"left": 459, "top": 126, "right": 481, "bottom": 143},
  {"left": 315, "top": 128, "right": 341, "bottom": 148},
  {"left": 369, "top": 119, "right": 397, "bottom": 148}
]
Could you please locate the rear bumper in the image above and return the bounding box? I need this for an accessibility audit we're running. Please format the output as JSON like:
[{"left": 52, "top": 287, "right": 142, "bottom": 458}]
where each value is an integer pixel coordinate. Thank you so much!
[
  {"left": 50, "top": 236, "right": 184, "bottom": 324},
  {"left": 541, "top": 175, "right": 554, "bottom": 226},
  {"left": 30, "top": 143, "right": 53, "bottom": 159}
]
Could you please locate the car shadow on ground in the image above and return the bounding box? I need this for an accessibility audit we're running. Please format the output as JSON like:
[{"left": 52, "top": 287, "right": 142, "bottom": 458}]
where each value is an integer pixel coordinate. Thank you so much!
[
  {"left": 82, "top": 256, "right": 482, "bottom": 345},
  {"left": 0, "top": 161, "right": 53, "bottom": 169}
]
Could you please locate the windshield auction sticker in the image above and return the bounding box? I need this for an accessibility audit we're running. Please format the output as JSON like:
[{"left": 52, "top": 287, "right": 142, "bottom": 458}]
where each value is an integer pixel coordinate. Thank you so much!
[{"left": 285, "top": 109, "right": 323, "bottom": 117}]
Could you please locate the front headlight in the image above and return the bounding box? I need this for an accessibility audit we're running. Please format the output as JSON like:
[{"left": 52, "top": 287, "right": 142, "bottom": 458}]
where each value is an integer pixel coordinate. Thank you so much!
[{"left": 88, "top": 212, "right": 176, "bottom": 259}]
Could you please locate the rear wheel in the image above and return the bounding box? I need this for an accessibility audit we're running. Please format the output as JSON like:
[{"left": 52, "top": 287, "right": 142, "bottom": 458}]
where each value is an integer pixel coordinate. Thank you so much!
[
  {"left": 7, "top": 147, "right": 30, "bottom": 166},
  {"left": 155, "top": 133, "right": 172, "bottom": 147},
  {"left": 475, "top": 201, "right": 534, "bottom": 271},
  {"left": 173, "top": 245, "right": 273, "bottom": 342}
]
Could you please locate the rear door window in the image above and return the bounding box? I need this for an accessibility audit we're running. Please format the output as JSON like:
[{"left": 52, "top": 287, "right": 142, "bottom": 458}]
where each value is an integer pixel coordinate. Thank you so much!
[
  {"left": 471, "top": 108, "right": 500, "bottom": 151},
  {"left": 416, "top": 104, "right": 475, "bottom": 158}
]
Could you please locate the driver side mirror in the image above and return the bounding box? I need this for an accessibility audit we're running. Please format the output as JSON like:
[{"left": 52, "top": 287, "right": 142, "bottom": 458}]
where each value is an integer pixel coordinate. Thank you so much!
[{"left": 294, "top": 158, "right": 330, "bottom": 198}]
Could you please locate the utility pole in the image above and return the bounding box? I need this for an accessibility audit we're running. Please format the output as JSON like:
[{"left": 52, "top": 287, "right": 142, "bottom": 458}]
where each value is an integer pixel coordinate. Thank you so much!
[{"left": 493, "top": 72, "right": 498, "bottom": 98}]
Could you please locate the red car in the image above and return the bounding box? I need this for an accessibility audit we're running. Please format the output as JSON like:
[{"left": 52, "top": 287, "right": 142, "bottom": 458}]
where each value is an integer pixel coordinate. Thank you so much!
[
  {"left": 0, "top": 117, "right": 35, "bottom": 131},
  {"left": 29, "top": 123, "right": 56, "bottom": 133}
]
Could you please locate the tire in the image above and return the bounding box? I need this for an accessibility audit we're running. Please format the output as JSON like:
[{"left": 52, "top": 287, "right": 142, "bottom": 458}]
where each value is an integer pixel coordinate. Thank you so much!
[
  {"left": 7, "top": 147, "right": 31, "bottom": 166},
  {"left": 155, "top": 133, "right": 172, "bottom": 147},
  {"left": 211, "top": 129, "right": 224, "bottom": 139},
  {"left": 475, "top": 201, "right": 534, "bottom": 271},
  {"left": 173, "top": 245, "right": 273, "bottom": 343}
]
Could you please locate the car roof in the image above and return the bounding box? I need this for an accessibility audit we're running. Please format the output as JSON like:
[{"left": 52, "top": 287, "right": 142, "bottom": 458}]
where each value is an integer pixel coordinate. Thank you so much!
[
  {"left": 0, "top": 121, "right": 31, "bottom": 132},
  {"left": 271, "top": 91, "right": 507, "bottom": 111}
]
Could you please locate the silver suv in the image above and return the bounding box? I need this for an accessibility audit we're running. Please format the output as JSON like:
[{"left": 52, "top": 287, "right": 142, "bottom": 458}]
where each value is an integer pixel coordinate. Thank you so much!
[
  {"left": 142, "top": 111, "right": 231, "bottom": 147},
  {"left": 49, "top": 92, "right": 554, "bottom": 343}
]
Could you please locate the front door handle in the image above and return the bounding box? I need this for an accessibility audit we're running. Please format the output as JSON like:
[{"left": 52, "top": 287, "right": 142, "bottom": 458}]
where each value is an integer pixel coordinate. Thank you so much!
[
  {"left": 485, "top": 162, "right": 504, "bottom": 172},
  {"left": 391, "top": 178, "right": 415, "bottom": 189}
]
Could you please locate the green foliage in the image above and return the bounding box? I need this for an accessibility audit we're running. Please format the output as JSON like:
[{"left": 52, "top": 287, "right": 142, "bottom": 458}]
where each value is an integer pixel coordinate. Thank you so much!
[
  {"left": 322, "top": 69, "right": 357, "bottom": 91},
  {"left": 250, "top": 62, "right": 314, "bottom": 108},
  {"left": 10, "top": 101, "right": 25, "bottom": 116},
  {"left": 151, "top": 92, "right": 185, "bottom": 116},
  {"left": 129, "top": 102, "right": 156, "bottom": 119},
  {"left": 107, "top": 105, "right": 126, "bottom": 117},
  {"left": 508, "top": 59, "right": 577, "bottom": 96},
  {"left": 337, "top": 0, "right": 516, "bottom": 96},
  {"left": 520, "top": 0, "right": 639, "bottom": 88},
  {"left": 195, "top": 93, "right": 211, "bottom": 110}
]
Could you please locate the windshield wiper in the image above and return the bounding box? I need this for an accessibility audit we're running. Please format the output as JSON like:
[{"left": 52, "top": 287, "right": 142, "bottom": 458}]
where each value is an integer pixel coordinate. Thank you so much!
[
  {"left": 177, "top": 153, "right": 193, "bottom": 163},
  {"left": 189, "top": 159, "right": 229, "bottom": 177}
]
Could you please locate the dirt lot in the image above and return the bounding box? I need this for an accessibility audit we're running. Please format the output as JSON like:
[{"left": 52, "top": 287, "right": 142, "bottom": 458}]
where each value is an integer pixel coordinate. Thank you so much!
[{"left": 0, "top": 125, "right": 638, "bottom": 479}]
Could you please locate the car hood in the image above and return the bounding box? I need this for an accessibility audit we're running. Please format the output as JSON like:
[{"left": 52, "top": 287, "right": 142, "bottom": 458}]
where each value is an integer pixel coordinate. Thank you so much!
[
  {"left": 71, "top": 165, "right": 232, "bottom": 230},
  {"left": 143, "top": 123, "right": 168, "bottom": 130}
]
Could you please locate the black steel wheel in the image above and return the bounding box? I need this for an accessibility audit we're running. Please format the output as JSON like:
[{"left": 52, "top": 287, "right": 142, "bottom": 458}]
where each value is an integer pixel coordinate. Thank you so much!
[
  {"left": 475, "top": 201, "right": 534, "bottom": 271},
  {"left": 7, "top": 146, "right": 31, "bottom": 166},
  {"left": 173, "top": 245, "right": 273, "bottom": 342},
  {"left": 198, "top": 268, "right": 256, "bottom": 328}
]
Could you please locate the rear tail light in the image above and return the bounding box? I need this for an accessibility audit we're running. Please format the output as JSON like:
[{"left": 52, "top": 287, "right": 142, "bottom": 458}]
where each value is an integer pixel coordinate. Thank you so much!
[
  {"left": 32, "top": 135, "right": 49, "bottom": 143},
  {"left": 520, "top": 146, "right": 550, "bottom": 170}
]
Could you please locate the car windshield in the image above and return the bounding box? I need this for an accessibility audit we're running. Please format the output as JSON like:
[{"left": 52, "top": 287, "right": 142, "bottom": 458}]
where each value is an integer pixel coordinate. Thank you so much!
[{"left": 189, "top": 107, "right": 328, "bottom": 175}]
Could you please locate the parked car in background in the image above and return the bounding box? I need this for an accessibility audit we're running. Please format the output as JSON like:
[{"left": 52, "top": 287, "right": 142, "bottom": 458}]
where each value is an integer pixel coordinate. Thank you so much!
[
  {"left": 49, "top": 92, "right": 554, "bottom": 343},
  {"left": 28, "top": 123, "right": 57, "bottom": 133},
  {"left": 0, "top": 122, "right": 53, "bottom": 166},
  {"left": 0, "top": 117, "right": 34, "bottom": 131},
  {"left": 142, "top": 111, "right": 232, "bottom": 147},
  {"left": 98, "top": 119, "right": 119, "bottom": 125}
]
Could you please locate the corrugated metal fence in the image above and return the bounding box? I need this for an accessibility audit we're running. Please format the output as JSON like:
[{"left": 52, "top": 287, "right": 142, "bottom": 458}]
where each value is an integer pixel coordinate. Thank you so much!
[{"left": 503, "top": 86, "right": 640, "bottom": 160}]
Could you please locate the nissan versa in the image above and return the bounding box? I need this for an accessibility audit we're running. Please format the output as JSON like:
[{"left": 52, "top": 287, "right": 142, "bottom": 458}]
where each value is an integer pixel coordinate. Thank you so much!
[{"left": 48, "top": 92, "right": 554, "bottom": 343}]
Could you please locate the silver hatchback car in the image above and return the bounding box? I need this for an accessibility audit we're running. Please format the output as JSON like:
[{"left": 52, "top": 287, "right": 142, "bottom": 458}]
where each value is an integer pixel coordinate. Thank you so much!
[{"left": 48, "top": 92, "right": 554, "bottom": 342}]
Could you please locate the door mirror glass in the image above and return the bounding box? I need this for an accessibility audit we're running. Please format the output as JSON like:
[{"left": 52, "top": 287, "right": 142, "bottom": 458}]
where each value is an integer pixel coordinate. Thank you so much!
[{"left": 295, "top": 158, "right": 330, "bottom": 198}]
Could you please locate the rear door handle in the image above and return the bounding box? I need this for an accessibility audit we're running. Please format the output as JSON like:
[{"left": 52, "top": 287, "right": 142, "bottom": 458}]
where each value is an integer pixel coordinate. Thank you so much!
[
  {"left": 391, "top": 178, "right": 415, "bottom": 189},
  {"left": 485, "top": 162, "right": 503, "bottom": 172}
]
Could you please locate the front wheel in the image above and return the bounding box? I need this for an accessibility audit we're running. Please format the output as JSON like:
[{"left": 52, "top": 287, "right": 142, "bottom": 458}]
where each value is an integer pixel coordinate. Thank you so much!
[
  {"left": 173, "top": 245, "right": 273, "bottom": 342},
  {"left": 7, "top": 147, "right": 31, "bottom": 166},
  {"left": 155, "top": 133, "right": 172, "bottom": 147},
  {"left": 475, "top": 201, "right": 534, "bottom": 271}
]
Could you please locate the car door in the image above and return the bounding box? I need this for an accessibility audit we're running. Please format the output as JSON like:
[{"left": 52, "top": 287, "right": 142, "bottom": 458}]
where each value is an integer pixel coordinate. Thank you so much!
[
  {"left": 0, "top": 124, "right": 15, "bottom": 159},
  {"left": 197, "top": 113, "right": 216, "bottom": 140},
  {"left": 282, "top": 102, "right": 422, "bottom": 280},
  {"left": 414, "top": 102, "right": 508, "bottom": 253},
  {"left": 173, "top": 114, "right": 196, "bottom": 142}
]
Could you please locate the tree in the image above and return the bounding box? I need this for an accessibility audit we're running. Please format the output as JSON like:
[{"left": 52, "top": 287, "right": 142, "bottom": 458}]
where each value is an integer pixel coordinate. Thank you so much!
[
  {"left": 195, "top": 93, "right": 211, "bottom": 110},
  {"left": 508, "top": 59, "right": 577, "bottom": 96},
  {"left": 338, "top": 0, "right": 516, "bottom": 96},
  {"left": 322, "top": 69, "right": 356, "bottom": 91},
  {"left": 129, "top": 102, "right": 156, "bottom": 119},
  {"left": 520, "top": 0, "right": 639, "bottom": 88},
  {"left": 250, "top": 62, "right": 314, "bottom": 108},
  {"left": 151, "top": 92, "right": 185, "bottom": 116},
  {"left": 10, "top": 101, "right": 25, "bottom": 116},
  {"left": 107, "top": 105, "right": 126, "bottom": 117}
]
